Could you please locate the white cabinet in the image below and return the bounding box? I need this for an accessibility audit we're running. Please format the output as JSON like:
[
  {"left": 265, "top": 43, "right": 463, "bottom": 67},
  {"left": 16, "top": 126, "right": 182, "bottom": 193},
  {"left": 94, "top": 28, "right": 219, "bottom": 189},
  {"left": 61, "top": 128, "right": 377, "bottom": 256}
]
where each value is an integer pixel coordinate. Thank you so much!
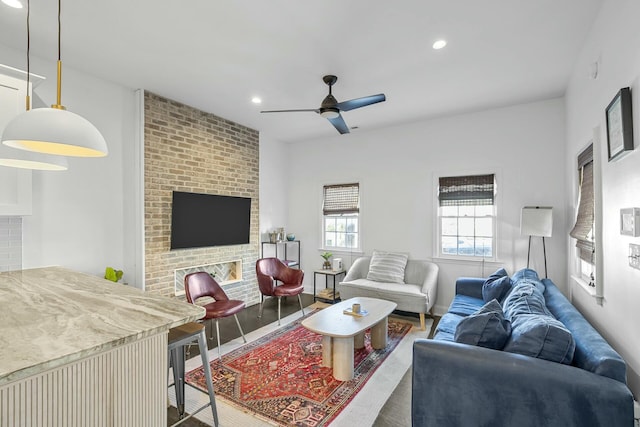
[{"left": 0, "top": 69, "right": 33, "bottom": 216}]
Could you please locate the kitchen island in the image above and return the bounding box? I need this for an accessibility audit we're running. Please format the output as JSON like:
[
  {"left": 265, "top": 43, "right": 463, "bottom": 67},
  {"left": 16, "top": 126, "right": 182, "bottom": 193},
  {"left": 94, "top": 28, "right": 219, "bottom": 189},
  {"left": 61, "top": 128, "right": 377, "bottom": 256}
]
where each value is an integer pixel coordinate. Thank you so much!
[{"left": 0, "top": 267, "right": 205, "bottom": 426}]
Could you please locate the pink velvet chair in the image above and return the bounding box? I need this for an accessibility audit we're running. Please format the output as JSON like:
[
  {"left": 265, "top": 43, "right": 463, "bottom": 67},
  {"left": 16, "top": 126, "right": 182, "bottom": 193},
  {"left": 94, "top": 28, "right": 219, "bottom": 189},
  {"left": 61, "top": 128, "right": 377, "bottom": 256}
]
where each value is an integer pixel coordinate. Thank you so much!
[
  {"left": 255, "top": 258, "right": 305, "bottom": 325},
  {"left": 184, "top": 272, "right": 246, "bottom": 359}
]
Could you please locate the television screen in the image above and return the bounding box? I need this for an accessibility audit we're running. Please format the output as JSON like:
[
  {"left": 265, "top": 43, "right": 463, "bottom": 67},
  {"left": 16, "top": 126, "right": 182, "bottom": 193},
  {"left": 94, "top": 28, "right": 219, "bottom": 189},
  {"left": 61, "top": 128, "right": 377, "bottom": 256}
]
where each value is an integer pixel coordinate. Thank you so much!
[{"left": 170, "top": 191, "right": 251, "bottom": 249}]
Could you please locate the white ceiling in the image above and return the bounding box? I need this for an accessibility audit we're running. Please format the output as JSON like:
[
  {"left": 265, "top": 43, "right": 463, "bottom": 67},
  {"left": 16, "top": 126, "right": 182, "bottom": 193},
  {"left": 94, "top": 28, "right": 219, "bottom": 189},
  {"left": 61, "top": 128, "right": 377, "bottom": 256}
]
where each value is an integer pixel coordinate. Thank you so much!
[{"left": 0, "top": 0, "right": 602, "bottom": 143}]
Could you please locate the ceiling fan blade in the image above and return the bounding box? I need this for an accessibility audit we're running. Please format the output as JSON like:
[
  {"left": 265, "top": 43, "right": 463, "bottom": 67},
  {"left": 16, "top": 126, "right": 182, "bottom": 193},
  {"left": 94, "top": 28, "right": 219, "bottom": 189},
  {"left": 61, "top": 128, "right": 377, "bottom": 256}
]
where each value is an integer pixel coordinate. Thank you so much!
[
  {"left": 260, "top": 108, "right": 319, "bottom": 113},
  {"left": 336, "top": 94, "right": 386, "bottom": 111},
  {"left": 328, "top": 114, "right": 350, "bottom": 134}
]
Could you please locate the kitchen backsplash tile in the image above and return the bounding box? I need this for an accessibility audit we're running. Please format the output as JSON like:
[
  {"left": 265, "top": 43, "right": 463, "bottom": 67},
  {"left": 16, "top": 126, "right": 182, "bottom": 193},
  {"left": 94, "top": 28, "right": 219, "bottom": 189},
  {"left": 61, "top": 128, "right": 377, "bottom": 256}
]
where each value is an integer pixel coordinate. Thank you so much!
[{"left": 0, "top": 217, "right": 22, "bottom": 272}]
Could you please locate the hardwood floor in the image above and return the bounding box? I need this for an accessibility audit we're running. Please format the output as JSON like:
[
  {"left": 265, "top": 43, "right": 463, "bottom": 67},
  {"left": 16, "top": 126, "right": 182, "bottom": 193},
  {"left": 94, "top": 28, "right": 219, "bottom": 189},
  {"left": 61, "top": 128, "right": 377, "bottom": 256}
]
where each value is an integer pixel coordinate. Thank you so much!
[{"left": 167, "top": 293, "right": 316, "bottom": 426}]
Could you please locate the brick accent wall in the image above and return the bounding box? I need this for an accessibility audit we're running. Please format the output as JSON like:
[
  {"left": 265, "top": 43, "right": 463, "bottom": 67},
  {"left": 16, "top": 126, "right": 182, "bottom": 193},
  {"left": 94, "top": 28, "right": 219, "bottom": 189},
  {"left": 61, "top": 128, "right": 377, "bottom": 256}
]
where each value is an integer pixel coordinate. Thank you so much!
[{"left": 144, "top": 92, "right": 260, "bottom": 304}]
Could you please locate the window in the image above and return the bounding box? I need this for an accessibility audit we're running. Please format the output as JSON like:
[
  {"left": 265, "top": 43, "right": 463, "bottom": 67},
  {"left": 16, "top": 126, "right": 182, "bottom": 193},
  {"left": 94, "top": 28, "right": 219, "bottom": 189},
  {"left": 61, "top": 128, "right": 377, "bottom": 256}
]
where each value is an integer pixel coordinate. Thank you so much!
[
  {"left": 570, "top": 144, "right": 595, "bottom": 285},
  {"left": 322, "top": 183, "right": 359, "bottom": 250},
  {"left": 438, "top": 174, "right": 495, "bottom": 258}
]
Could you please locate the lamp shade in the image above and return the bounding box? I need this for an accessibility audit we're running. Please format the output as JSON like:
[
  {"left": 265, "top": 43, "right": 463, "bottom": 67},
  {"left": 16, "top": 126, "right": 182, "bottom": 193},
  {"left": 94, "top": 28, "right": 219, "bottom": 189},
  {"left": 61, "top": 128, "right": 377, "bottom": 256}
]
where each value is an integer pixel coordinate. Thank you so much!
[
  {"left": 0, "top": 143, "right": 68, "bottom": 171},
  {"left": 1, "top": 107, "right": 108, "bottom": 157},
  {"left": 521, "top": 206, "right": 553, "bottom": 237}
]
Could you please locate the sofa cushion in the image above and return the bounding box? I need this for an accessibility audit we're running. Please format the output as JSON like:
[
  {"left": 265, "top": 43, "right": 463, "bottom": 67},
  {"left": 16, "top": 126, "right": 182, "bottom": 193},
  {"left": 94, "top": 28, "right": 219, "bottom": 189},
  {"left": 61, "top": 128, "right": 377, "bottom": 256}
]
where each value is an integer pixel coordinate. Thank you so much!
[
  {"left": 482, "top": 275, "right": 512, "bottom": 303},
  {"left": 366, "top": 250, "right": 408, "bottom": 284},
  {"left": 435, "top": 312, "right": 465, "bottom": 336},
  {"left": 447, "top": 294, "right": 485, "bottom": 317},
  {"left": 503, "top": 314, "right": 576, "bottom": 364},
  {"left": 454, "top": 299, "right": 512, "bottom": 349},
  {"left": 338, "top": 278, "right": 427, "bottom": 314}
]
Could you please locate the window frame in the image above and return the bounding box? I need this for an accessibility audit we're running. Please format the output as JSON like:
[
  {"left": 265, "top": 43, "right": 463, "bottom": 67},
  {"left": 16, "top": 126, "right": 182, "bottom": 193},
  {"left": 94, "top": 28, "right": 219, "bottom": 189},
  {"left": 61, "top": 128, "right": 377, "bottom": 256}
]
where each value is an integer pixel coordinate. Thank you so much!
[
  {"left": 570, "top": 143, "right": 596, "bottom": 287},
  {"left": 321, "top": 183, "right": 361, "bottom": 251},
  {"left": 435, "top": 172, "right": 498, "bottom": 261}
]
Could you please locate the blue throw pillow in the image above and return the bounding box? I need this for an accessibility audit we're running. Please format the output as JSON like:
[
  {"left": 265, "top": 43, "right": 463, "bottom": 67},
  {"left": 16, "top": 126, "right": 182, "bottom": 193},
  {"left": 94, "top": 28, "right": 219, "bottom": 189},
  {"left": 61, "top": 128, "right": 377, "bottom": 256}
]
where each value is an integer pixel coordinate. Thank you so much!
[
  {"left": 503, "top": 314, "right": 576, "bottom": 364},
  {"left": 482, "top": 275, "right": 512, "bottom": 303},
  {"left": 510, "top": 268, "right": 545, "bottom": 293},
  {"left": 502, "top": 282, "right": 552, "bottom": 320},
  {"left": 454, "top": 299, "right": 512, "bottom": 350}
]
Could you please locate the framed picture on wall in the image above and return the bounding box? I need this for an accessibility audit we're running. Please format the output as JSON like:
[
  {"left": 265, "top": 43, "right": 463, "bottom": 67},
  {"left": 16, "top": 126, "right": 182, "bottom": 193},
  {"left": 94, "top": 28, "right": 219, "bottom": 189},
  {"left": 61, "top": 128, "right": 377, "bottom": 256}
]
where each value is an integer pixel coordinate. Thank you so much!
[{"left": 605, "top": 87, "right": 634, "bottom": 161}]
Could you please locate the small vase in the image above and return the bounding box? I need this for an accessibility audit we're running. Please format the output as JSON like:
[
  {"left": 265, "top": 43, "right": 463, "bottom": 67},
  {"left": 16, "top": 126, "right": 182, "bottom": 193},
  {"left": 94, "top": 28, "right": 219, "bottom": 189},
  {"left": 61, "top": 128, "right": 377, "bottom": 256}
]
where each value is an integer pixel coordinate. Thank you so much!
[{"left": 323, "top": 260, "right": 332, "bottom": 269}]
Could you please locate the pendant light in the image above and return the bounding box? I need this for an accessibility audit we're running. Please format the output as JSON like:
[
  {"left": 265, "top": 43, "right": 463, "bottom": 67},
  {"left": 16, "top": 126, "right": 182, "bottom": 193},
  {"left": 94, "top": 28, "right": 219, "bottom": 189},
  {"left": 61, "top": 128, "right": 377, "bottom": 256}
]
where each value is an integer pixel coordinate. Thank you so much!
[
  {"left": 1, "top": 0, "right": 108, "bottom": 158},
  {"left": 0, "top": 0, "right": 68, "bottom": 170},
  {"left": 0, "top": 144, "right": 68, "bottom": 170}
]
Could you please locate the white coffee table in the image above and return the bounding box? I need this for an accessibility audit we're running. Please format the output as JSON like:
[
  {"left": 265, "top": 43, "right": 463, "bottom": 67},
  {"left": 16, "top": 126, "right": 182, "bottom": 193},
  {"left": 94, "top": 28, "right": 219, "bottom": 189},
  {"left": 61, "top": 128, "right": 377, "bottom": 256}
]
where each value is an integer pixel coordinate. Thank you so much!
[{"left": 301, "top": 297, "right": 397, "bottom": 381}]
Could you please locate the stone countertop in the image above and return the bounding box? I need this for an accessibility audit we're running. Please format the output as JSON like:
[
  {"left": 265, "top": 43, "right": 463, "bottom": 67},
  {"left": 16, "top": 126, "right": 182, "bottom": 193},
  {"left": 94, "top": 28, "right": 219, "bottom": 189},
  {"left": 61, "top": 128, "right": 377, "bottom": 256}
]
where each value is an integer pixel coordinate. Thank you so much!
[{"left": 0, "top": 266, "right": 205, "bottom": 386}]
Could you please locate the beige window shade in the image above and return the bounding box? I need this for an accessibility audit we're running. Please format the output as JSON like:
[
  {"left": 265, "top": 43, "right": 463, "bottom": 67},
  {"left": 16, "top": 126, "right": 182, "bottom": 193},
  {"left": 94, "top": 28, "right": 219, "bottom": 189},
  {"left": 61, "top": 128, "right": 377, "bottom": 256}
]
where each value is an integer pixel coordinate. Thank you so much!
[
  {"left": 570, "top": 144, "right": 594, "bottom": 263},
  {"left": 323, "top": 183, "right": 359, "bottom": 215},
  {"left": 438, "top": 174, "right": 495, "bottom": 206}
]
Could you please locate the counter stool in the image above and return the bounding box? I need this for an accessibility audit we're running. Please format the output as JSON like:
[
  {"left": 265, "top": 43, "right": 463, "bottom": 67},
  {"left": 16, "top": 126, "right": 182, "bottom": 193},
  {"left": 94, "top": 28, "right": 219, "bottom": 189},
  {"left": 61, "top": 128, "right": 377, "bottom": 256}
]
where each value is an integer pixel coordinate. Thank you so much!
[{"left": 168, "top": 322, "right": 219, "bottom": 427}]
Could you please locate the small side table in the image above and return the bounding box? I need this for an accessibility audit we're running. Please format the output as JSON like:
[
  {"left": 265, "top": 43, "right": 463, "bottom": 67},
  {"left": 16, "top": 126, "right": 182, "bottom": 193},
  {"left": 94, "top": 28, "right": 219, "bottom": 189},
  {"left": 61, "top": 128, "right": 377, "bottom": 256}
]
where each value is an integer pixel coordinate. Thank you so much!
[{"left": 313, "top": 269, "right": 346, "bottom": 303}]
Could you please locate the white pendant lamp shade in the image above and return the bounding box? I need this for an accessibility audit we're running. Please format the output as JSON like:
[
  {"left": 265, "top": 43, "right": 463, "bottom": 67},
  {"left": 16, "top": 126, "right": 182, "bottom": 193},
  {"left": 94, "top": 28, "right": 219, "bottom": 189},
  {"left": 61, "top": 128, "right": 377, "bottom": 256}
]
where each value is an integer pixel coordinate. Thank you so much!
[
  {"left": 0, "top": 142, "right": 68, "bottom": 171},
  {"left": 2, "top": 107, "right": 108, "bottom": 157}
]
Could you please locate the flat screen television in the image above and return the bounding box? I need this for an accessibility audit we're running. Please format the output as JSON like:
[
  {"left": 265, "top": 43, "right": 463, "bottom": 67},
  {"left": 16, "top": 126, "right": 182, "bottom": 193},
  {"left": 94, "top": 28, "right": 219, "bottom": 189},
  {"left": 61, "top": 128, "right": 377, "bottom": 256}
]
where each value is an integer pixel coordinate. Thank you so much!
[{"left": 170, "top": 191, "right": 251, "bottom": 249}]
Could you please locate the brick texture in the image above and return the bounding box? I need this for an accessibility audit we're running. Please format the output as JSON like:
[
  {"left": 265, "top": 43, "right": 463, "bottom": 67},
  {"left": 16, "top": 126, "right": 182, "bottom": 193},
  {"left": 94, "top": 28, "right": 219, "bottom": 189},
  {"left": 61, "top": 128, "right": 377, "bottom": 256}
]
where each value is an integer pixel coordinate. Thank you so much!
[{"left": 144, "top": 92, "right": 260, "bottom": 304}]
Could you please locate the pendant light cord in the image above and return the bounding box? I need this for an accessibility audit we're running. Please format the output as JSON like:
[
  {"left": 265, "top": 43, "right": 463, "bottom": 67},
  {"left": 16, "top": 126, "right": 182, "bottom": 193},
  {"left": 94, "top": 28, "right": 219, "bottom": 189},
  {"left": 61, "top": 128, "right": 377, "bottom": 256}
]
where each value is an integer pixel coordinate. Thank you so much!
[
  {"left": 57, "top": 0, "right": 61, "bottom": 61},
  {"left": 25, "top": 0, "right": 30, "bottom": 111},
  {"left": 54, "top": 0, "right": 63, "bottom": 108}
]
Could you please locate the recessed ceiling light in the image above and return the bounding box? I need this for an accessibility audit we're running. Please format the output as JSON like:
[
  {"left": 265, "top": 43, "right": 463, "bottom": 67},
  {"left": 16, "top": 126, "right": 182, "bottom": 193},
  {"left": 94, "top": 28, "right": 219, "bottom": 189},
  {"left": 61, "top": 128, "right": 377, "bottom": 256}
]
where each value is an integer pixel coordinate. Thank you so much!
[
  {"left": 432, "top": 39, "right": 447, "bottom": 50},
  {"left": 251, "top": 97, "right": 262, "bottom": 104},
  {"left": 2, "top": 0, "right": 23, "bottom": 8}
]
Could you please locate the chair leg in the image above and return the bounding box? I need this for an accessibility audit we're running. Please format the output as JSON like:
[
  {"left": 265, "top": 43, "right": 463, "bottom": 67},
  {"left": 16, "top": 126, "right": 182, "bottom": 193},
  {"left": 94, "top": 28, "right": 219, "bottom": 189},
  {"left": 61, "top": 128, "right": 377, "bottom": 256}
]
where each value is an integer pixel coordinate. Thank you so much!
[
  {"left": 197, "top": 329, "right": 219, "bottom": 427},
  {"left": 215, "top": 319, "right": 222, "bottom": 360},
  {"left": 234, "top": 314, "right": 247, "bottom": 343},
  {"left": 277, "top": 296, "right": 281, "bottom": 326},
  {"left": 170, "top": 346, "right": 186, "bottom": 418},
  {"left": 258, "top": 295, "right": 264, "bottom": 319},
  {"left": 297, "top": 294, "right": 305, "bottom": 316}
]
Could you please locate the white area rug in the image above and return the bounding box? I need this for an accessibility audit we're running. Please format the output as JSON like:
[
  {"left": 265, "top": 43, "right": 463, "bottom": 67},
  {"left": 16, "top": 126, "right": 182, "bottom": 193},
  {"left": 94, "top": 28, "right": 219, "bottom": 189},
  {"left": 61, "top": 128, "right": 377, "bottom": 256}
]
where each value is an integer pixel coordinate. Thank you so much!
[{"left": 169, "top": 309, "right": 432, "bottom": 426}]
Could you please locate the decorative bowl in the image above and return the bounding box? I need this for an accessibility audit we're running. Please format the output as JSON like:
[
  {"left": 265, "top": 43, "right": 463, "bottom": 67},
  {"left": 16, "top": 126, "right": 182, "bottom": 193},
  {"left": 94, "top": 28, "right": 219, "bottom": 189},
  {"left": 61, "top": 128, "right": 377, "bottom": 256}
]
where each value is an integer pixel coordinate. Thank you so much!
[{"left": 286, "top": 233, "right": 295, "bottom": 241}]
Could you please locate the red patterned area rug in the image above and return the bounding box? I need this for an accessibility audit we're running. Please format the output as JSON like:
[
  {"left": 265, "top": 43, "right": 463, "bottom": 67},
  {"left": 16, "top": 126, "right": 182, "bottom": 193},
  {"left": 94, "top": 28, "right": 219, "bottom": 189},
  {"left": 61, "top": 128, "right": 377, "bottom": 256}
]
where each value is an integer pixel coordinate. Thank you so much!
[{"left": 185, "top": 315, "right": 412, "bottom": 426}]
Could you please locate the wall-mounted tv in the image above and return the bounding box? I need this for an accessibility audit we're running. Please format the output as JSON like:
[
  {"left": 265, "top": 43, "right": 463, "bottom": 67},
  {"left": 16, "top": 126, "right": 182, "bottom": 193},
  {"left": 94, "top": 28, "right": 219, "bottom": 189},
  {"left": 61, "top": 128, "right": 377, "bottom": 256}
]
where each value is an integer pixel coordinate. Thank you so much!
[{"left": 170, "top": 191, "right": 251, "bottom": 250}]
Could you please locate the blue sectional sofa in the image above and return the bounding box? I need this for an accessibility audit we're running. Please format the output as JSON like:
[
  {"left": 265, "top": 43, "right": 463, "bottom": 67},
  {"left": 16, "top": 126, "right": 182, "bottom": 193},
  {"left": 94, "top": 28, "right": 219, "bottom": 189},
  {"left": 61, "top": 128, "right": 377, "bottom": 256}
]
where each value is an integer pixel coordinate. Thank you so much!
[{"left": 412, "top": 269, "right": 635, "bottom": 427}]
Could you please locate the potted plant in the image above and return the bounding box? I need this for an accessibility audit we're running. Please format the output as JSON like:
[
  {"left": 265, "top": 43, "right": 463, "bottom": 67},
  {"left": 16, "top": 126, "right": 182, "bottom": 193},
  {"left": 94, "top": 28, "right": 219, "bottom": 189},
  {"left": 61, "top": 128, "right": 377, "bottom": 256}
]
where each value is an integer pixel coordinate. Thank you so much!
[
  {"left": 104, "top": 267, "right": 124, "bottom": 283},
  {"left": 321, "top": 252, "right": 333, "bottom": 270}
]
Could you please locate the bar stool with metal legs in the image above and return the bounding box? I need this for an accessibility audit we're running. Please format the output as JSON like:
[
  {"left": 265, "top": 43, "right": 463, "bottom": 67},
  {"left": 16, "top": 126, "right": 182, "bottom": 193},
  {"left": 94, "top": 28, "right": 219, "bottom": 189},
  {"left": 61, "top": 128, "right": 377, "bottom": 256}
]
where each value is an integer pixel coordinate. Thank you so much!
[{"left": 168, "top": 322, "right": 219, "bottom": 427}]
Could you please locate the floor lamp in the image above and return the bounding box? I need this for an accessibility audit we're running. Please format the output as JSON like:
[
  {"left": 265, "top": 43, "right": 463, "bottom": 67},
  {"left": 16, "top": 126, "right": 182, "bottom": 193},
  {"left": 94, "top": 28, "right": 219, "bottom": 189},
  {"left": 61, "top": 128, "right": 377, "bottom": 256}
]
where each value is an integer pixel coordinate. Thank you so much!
[{"left": 521, "top": 206, "right": 553, "bottom": 278}]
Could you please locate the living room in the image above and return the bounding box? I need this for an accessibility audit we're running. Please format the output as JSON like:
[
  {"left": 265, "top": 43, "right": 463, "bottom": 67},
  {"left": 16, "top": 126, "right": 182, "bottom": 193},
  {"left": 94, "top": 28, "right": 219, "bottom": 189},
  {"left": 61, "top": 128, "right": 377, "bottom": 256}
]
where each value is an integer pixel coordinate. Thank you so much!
[{"left": 0, "top": 0, "right": 639, "bottom": 425}]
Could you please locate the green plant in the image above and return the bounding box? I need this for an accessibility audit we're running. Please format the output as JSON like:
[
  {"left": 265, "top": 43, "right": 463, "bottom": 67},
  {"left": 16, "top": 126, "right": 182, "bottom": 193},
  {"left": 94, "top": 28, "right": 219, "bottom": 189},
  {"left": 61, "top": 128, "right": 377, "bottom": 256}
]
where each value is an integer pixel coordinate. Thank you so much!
[
  {"left": 104, "top": 267, "right": 124, "bottom": 282},
  {"left": 321, "top": 252, "right": 333, "bottom": 261}
]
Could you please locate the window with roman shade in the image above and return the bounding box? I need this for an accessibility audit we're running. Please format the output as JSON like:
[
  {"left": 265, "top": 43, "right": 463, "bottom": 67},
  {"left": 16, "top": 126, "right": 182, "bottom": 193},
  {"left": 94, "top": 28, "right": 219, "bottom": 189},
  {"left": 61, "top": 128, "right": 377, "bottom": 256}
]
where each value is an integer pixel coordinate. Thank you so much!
[
  {"left": 437, "top": 174, "right": 496, "bottom": 258},
  {"left": 322, "top": 183, "right": 360, "bottom": 249},
  {"left": 570, "top": 145, "right": 595, "bottom": 266}
]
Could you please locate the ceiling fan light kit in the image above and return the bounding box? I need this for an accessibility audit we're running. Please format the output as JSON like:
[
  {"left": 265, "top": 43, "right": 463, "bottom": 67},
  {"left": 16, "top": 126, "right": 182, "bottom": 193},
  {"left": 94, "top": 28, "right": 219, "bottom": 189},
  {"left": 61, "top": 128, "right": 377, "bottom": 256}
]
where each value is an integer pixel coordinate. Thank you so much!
[
  {"left": 320, "top": 109, "right": 340, "bottom": 119},
  {"left": 261, "top": 74, "right": 385, "bottom": 135},
  {"left": 1, "top": 0, "right": 108, "bottom": 167}
]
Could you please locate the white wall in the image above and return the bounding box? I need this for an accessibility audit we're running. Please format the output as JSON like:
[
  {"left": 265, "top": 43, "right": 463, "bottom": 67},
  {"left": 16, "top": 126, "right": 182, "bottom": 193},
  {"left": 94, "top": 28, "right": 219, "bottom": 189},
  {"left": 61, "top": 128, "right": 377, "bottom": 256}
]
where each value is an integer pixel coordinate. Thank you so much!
[
  {"left": 0, "top": 43, "right": 139, "bottom": 285},
  {"left": 564, "top": 0, "right": 640, "bottom": 398},
  {"left": 258, "top": 134, "right": 289, "bottom": 243},
  {"left": 286, "top": 98, "right": 567, "bottom": 314}
]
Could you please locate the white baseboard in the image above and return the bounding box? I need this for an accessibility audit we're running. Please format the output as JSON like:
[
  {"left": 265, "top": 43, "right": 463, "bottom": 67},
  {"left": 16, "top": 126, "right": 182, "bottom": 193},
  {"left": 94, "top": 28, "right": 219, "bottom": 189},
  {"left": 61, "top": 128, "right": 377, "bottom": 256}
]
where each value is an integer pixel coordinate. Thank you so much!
[{"left": 432, "top": 304, "right": 449, "bottom": 317}]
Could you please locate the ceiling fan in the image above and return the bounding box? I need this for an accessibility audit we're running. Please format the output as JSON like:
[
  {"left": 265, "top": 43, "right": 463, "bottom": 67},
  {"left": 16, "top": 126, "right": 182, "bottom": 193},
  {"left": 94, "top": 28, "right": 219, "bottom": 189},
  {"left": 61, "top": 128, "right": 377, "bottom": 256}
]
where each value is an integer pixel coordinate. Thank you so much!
[{"left": 260, "top": 75, "right": 386, "bottom": 135}]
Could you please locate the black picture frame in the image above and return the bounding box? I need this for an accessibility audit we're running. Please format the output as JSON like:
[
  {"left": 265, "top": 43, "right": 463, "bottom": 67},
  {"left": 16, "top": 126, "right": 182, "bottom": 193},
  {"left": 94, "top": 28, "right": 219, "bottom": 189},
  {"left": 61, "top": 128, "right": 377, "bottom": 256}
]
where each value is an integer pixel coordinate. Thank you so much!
[{"left": 606, "top": 87, "right": 634, "bottom": 161}]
